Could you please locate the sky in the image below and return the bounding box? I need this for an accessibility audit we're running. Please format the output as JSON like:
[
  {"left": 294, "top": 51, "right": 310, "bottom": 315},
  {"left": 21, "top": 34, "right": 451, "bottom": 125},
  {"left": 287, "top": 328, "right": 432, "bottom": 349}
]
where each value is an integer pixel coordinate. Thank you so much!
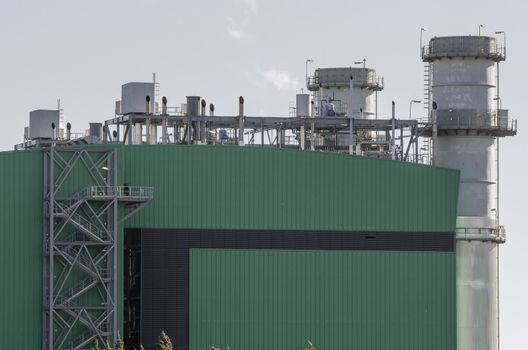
[{"left": 0, "top": 0, "right": 526, "bottom": 347}]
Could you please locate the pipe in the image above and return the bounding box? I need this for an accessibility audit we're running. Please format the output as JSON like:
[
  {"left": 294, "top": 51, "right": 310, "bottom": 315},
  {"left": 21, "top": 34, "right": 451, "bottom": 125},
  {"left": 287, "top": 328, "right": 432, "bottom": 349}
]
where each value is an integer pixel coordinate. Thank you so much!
[
  {"left": 375, "top": 91, "right": 378, "bottom": 120},
  {"left": 162, "top": 96, "right": 168, "bottom": 144},
  {"left": 391, "top": 101, "right": 396, "bottom": 160},
  {"left": 349, "top": 117, "right": 354, "bottom": 155},
  {"left": 349, "top": 76, "right": 355, "bottom": 155},
  {"left": 431, "top": 101, "right": 438, "bottom": 165},
  {"left": 414, "top": 127, "right": 419, "bottom": 163},
  {"left": 200, "top": 99, "right": 206, "bottom": 143},
  {"left": 162, "top": 96, "right": 167, "bottom": 115},
  {"left": 348, "top": 76, "right": 354, "bottom": 118},
  {"left": 400, "top": 127, "right": 404, "bottom": 160},
  {"left": 238, "top": 96, "right": 245, "bottom": 146},
  {"left": 146, "top": 118, "right": 151, "bottom": 144},
  {"left": 146, "top": 95, "right": 151, "bottom": 114},
  {"left": 310, "top": 100, "right": 315, "bottom": 151}
]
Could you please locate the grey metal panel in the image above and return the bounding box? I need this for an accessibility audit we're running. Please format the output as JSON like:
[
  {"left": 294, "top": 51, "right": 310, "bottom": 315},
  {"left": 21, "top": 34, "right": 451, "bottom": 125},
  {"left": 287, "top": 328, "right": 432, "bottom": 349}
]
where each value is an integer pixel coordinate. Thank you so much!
[
  {"left": 29, "top": 109, "right": 59, "bottom": 139},
  {"left": 121, "top": 82, "right": 155, "bottom": 115}
]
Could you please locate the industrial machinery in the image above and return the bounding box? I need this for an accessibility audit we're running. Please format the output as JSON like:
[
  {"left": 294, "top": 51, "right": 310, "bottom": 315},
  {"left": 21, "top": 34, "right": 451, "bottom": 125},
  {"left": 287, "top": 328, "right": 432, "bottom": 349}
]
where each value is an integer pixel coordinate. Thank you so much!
[
  {"left": 3, "top": 32, "right": 518, "bottom": 350},
  {"left": 305, "top": 66, "right": 387, "bottom": 155}
]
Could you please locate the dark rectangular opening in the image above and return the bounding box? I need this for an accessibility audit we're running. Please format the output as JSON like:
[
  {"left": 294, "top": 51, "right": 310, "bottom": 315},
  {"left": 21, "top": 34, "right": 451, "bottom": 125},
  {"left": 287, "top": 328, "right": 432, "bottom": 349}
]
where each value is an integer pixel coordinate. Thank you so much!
[{"left": 124, "top": 229, "right": 141, "bottom": 349}]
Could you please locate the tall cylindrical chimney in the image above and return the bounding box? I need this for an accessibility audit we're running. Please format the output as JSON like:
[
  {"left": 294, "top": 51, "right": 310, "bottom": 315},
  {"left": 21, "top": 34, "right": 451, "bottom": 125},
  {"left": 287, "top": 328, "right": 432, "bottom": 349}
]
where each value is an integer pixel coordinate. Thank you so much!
[{"left": 422, "top": 34, "right": 511, "bottom": 350}]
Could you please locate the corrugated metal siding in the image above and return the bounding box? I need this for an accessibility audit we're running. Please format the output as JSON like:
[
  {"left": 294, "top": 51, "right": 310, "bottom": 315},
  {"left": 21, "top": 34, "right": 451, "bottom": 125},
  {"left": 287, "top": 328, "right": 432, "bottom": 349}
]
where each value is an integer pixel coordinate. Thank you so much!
[
  {"left": 0, "top": 150, "right": 43, "bottom": 349},
  {"left": 122, "top": 145, "right": 459, "bottom": 232},
  {"left": 0, "top": 144, "right": 459, "bottom": 348},
  {"left": 190, "top": 248, "right": 456, "bottom": 350}
]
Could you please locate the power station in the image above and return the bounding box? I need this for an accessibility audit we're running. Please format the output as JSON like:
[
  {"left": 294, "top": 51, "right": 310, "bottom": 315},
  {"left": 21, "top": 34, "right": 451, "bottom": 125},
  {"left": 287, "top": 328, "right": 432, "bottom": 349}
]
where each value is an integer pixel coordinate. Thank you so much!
[{"left": 0, "top": 33, "right": 516, "bottom": 350}]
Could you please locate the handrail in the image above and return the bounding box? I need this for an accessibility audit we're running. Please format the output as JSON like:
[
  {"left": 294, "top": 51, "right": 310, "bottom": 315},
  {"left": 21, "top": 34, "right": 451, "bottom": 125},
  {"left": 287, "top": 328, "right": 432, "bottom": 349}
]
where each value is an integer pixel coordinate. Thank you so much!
[
  {"left": 55, "top": 186, "right": 154, "bottom": 202},
  {"left": 55, "top": 277, "right": 96, "bottom": 305},
  {"left": 68, "top": 213, "right": 109, "bottom": 241},
  {"left": 422, "top": 44, "right": 506, "bottom": 60},
  {"left": 435, "top": 109, "right": 516, "bottom": 131},
  {"left": 60, "top": 246, "right": 109, "bottom": 279},
  {"left": 307, "top": 74, "right": 384, "bottom": 90},
  {"left": 78, "top": 186, "right": 154, "bottom": 200}
]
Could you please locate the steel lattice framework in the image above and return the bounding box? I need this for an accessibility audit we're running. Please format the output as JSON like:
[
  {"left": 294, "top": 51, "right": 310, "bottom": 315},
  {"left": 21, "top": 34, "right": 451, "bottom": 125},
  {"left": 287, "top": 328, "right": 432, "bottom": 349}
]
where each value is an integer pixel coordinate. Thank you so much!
[{"left": 43, "top": 147, "right": 153, "bottom": 350}]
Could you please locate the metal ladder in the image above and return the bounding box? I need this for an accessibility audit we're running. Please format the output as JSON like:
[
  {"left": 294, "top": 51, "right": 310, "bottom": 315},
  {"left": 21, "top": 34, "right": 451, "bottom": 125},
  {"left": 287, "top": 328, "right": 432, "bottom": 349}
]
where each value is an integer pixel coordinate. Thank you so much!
[{"left": 423, "top": 62, "right": 433, "bottom": 117}]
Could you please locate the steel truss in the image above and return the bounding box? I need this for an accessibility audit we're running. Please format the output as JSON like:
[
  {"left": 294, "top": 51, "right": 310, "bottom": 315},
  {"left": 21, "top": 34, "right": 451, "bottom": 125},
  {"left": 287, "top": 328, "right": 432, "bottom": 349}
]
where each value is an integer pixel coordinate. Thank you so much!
[{"left": 43, "top": 147, "right": 153, "bottom": 350}]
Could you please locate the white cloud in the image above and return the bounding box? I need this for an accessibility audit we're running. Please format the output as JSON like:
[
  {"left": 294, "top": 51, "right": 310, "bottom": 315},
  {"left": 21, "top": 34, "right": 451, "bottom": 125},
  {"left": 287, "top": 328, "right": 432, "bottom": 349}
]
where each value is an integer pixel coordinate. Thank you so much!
[
  {"left": 226, "top": 0, "right": 257, "bottom": 39},
  {"left": 263, "top": 68, "right": 300, "bottom": 92},
  {"left": 241, "top": 0, "right": 257, "bottom": 14},
  {"left": 227, "top": 17, "right": 246, "bottom": 39}
]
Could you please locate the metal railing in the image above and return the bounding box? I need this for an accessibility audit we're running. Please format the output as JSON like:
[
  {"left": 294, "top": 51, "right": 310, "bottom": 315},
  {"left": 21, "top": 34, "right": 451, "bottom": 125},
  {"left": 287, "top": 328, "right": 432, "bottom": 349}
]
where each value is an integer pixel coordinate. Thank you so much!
[
  {"left": 63, "top": 312, "right": 110, "bottom": 350},
  {"left": 55, "top": 277, "right": 97, "bottom": 306},
  {"left": 79, "top": 186, "right": 154, "bottom": 200},
  {"left": 66, "top": 213, "right": 110, "bottom": 242},
  {"left": 456, "top": 225, "right": 506, "bottom": 243},
  {"left": 64, "top": 332, "right": 94, "bottom": 350},
  {"left": 307, "top": 74, "right": 384, "bottom": 90},
  {"left": 435, "top": 109, "right": 517, "bottom": 131},
  {"left": 422, "top": 44, "right": 506, "bottom": 61},
  {"left": 60, "top": 246, "right": 109, "bottom": 279}
]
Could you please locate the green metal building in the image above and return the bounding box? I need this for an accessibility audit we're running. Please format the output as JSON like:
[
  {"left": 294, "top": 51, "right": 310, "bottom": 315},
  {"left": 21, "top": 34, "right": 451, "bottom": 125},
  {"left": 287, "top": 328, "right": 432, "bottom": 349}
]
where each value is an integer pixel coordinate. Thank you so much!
[{"left": 0, "top": 144, "right": 459, "bottom": 350}]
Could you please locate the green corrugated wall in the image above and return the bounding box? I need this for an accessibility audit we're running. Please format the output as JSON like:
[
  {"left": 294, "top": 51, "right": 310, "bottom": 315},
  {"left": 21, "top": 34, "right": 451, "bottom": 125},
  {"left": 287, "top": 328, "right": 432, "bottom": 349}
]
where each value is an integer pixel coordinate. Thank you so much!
[
  {"left": 0, "top": 150, "right": 43, "bottom": 349},
  {"left": 122, "top": 145, "right": 459, "bottom": 232},
  {"left": 0, "top": 144, "right": 459, "bottom": 349},
  {"left": 190, "top": 248, "right": 456, "bottom": 350}
]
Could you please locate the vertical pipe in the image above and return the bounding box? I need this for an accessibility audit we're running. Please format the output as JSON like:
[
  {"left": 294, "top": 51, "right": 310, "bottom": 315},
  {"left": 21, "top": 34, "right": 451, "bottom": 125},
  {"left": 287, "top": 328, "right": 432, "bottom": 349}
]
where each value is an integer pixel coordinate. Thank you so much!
[
  {"left": 260, "top": 118, "right": 264, "bottom": 147},
  {"left": 497, "top": 242, "right": 501, "bottom": 350},
  {"left": 112, "top": 150, "right": 118, "bottom": 345},
  {"left": 496, "top": 63, "right": 502, "bottom": 350},
  {"left": 146, "top": 96, "right": 151, "bottom": 114},
  {"left": 66, "top": 123, "right": 71, "bottom": 141},
  {"left": 127, "top": 119, "right": 132, "bottom": 145},
  {"left": 349, "top": 117, "right": 354, "bottom": 155},
  {"left": 400, "top": 126, "right": 404, "bottom": 160},
  {"left": 375, "top": 91, "right": 378, "bottom": 120},
  {"left": 210, "top": 103, "right": 215, "bottom": 144},
  {"left": 201, "top": 99, "right": 206, "bottom": 144},
  {"left": 349, "top": 76, "right": 355, "bottom": 155},
  {"left": 187, "top": 115, "right": 192, "bottom": 144},
  {"left": 414, "top": 127, "right": 419, "bottom": 163},
  {"left": 162, "top": 96, "right": 167, "bottom": 145},
  {"left": 432, "top": 101, "right": 438, "bottom": 165},
  {"left": 310, "top": 100, "right": 315, "bottom": 151},
  {"left": 238, "top": 96, "right": 245, "bottom": 146},
  {"left": 496, "top": 61, "right": 501, "bottom": 223},
  {"left": 162, "top": 96, "right": 168, "bottom": 115},
  {"left": 48, "top": 149, "right": 54, "bottom": 350},
  {"left": 300, "top": 122, "right": 306, "bottom": 150},
  {"left": 145, "top": 118, "right": 150, "bottom": 144},
  {"left": 348, "top": 76, "right": 354, "bottom": 118},
  {"left": 391, "top": 101, "right": 396, "bottom": 160},
  {"left": 42, "top": 152, "right": 47, "bottom": 350}
]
